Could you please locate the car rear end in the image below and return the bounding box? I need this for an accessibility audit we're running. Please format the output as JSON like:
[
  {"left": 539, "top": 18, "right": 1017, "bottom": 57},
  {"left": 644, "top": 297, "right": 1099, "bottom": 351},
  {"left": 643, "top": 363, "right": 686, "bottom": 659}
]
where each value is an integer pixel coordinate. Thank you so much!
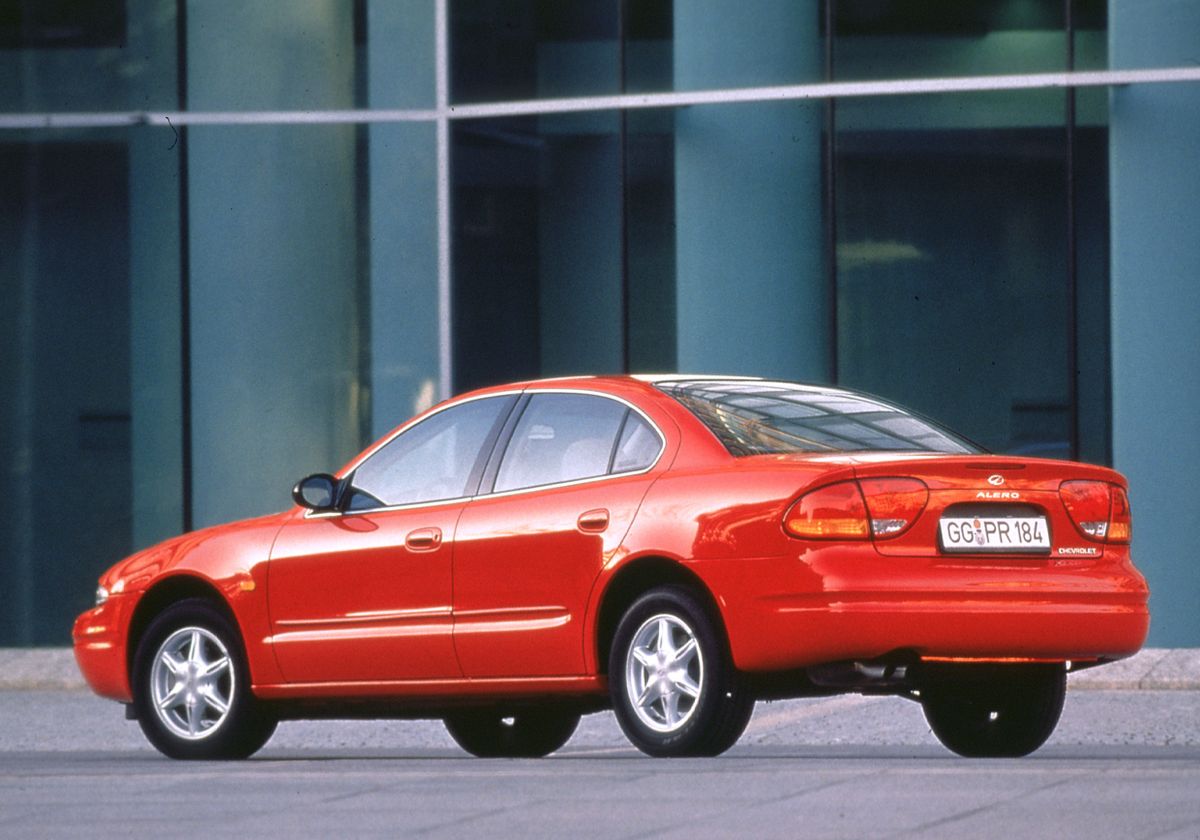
[
  {"left": 776, "top": 453, "right": 1148, "bottom": 668},
  {"left": 649, "top": 377, "right": 1149, "bottom": 674}
]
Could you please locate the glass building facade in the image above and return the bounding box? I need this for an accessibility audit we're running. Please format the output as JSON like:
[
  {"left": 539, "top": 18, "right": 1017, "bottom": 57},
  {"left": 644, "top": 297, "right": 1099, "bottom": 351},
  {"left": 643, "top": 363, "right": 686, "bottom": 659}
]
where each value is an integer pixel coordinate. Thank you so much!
[{"left": 2, "top": 1, "right": 1198, "bottom": 646}]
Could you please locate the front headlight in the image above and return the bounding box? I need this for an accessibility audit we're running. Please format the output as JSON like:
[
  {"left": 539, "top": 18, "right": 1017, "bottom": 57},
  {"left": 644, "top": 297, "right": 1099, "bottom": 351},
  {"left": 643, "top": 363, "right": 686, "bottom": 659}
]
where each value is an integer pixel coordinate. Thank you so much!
[{"left": 95, "top": 585, "right": 109, "bottom": 606}]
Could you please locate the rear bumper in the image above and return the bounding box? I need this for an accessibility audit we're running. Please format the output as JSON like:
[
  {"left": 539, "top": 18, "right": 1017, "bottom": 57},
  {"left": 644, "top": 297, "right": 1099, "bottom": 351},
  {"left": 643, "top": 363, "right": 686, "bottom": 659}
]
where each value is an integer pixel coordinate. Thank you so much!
[
  {"left": 736, "top": 594, "right": 1149, "bottom": 671},
  {"left": 72, "top": 598, "right": 133, "bottom": 702},
  {"left": 690, "top": 548, "right": 1150, "bottom": 673}
]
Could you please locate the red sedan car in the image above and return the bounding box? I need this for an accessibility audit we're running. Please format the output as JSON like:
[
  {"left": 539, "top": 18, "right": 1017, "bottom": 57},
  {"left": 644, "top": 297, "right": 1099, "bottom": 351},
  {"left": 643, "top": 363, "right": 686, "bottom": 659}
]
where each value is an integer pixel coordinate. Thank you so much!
[{"left": 74, "top": 376, "right": 1148, "bottom": 760}]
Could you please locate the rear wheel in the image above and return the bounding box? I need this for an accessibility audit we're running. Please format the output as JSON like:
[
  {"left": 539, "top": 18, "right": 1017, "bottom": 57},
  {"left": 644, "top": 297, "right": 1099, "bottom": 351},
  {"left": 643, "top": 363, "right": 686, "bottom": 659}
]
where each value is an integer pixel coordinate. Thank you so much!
[
  {"left": 921, "top": 663, "right": 1066, "bottom": 757},
  {"left": 609, "top": 586, "right": 754, "bottom": 757},
  {"left": 443, "top": 707, "right": 581, "bottom": 757},
  {"left": 132, "top": 599, "right": 277, "bottom": 760}
]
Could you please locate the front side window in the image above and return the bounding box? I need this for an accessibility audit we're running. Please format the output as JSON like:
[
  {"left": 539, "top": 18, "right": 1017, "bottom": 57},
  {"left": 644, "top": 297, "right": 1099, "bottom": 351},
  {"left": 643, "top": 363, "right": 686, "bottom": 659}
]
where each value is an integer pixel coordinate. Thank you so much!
[
  {"left": 657, "top": 380, "right": 980, "bottom": 456},
  {"left": 495, "top": 394, "right": 631, "bottom": 493},
  {"left": 346, "top": 395, "right": 516, "bottom": 510}
]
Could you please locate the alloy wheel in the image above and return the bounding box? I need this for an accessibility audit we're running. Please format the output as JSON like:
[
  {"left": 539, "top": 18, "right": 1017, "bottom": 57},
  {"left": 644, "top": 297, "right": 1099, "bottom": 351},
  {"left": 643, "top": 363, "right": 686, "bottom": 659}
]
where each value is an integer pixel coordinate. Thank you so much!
[
  {"left": 624, "top": 613, "right": 705, "bottom": 733},
  {"left": 149, "top": 626, "right": 235, "bottom": 741}
]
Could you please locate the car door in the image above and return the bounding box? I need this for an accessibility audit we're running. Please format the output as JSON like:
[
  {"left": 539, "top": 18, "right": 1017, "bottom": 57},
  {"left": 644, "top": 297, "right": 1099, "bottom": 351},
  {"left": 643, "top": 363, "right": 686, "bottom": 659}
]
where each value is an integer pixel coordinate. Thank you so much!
[
  {"left": 452, "top": 392, "right": 665, "bottom": 678},
  {"left": 268, "top": 394, "right": 518, "bottom": 684}
]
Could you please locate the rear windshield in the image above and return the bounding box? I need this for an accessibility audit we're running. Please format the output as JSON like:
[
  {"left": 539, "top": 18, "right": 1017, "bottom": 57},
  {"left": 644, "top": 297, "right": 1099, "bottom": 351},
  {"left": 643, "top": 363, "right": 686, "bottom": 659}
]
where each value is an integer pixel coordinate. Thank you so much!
[{"left": 656, "top": 380, "right": 982, "bottom": 456}]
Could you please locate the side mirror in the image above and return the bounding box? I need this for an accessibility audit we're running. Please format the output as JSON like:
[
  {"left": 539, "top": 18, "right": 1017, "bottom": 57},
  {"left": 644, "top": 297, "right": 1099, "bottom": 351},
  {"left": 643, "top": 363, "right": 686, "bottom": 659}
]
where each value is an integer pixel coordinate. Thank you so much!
[{"left": 292, "top": 473, "right": 338, "bottom": 512}]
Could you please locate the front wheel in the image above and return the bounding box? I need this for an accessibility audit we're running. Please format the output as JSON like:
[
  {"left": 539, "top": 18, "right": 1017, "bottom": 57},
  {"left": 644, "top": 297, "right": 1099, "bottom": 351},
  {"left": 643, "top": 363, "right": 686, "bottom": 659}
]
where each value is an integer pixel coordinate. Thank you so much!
[
  {"left": 132, "top": 599, "right": 277, "bottom": 760},
  {"left": 609, "top": 586, "right": 754, "bottom": 757},
  {"left": 443, "top": 707, "right": 581, "bottom": 757},
  {"left": 921, "top": 663, "right": 1066, "bottom": 757}
]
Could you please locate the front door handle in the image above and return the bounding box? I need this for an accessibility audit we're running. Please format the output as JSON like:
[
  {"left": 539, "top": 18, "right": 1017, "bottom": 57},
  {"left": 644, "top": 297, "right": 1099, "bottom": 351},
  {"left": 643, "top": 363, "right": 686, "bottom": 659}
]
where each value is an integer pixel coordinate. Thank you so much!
[
  {"left": 405, "top": 527, "right": 442, "bottom": 551},
  {"left": 577, "top": 509, "right": 609, "bottom": 533}
]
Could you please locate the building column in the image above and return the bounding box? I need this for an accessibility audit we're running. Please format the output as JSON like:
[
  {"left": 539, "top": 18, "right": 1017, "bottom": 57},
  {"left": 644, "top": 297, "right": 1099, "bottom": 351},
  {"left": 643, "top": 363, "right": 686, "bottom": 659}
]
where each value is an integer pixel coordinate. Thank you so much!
[
  {"left": 1109, "top": 0, "right": 1200, "bottom": 645},
  {"left": 673, "top": 2, "right": 829, "bottom": 380},
  {"left": 366, "top": 2, "right": 443, "bottom": 433},
  {"left": 186, "top": 2, "right": 359, "bottom": 527},
  {"left": 128, "top": 0, "right": 184, "bottom": 549}
]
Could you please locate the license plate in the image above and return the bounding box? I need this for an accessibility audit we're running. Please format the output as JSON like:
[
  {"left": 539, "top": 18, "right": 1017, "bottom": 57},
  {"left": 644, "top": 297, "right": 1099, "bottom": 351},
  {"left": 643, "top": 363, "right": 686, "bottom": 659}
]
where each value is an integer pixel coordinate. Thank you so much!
[{"left": 939, "top": 516, "right": 1050, "bottom": 553}]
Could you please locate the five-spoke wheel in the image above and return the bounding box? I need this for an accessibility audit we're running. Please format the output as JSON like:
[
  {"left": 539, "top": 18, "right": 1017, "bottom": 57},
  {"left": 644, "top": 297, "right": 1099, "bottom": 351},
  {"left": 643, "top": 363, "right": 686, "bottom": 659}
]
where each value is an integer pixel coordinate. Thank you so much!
[
  {"left": 133, "top": 599, "right": 276, "bottom": 759},
  {"left": 610, "top": 586, "right": 754, "bottom": 757}
]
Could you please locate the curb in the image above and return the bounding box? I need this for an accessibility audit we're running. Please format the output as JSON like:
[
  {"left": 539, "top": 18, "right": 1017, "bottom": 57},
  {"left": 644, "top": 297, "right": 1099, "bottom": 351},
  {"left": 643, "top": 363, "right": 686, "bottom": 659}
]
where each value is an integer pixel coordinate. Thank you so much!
[
  {"left": 1065, "top": 648, "right": 1200, "bottom": 691},
  {"left": 0, "top": 649, "right": 86, "bottom": 691},
  {"left": 2, "top": 647, "right": 1198, "bottom": 692}
]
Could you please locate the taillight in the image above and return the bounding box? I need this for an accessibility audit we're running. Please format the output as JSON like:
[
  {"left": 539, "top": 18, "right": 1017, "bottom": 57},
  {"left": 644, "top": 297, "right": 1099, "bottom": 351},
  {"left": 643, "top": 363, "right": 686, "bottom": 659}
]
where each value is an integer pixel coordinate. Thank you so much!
[
  {"left": 859, "top": 478, "right": 928, "bottom": 539},
  {"left": 783, "top": 478, "right": 928, "bottom": 541},
  {"left": 1108, "top": 486, "right": 1132, "bottom": 544},
  {"left": 1059, "top": 480, "right": 1131, "bottom": 544},
  {"left": 783, "top": 481, "right": 869, "bottom": 540}
]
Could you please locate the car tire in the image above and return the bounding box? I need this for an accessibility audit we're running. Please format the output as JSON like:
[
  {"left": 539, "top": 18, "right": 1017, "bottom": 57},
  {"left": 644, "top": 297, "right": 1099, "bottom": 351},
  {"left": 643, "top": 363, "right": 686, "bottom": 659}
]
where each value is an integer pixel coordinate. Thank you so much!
[
  {"left": 921, "top": 663, "right": 1066, "bottom": 757},
  {"left": 132, "top": 598, "right": 277, "bottom": 760},
  {"left": 609, "top": 585, "right": 754, "bottom": 757},
  {"left": 443, "top": 707, "right": 581, "bottom": 757}
]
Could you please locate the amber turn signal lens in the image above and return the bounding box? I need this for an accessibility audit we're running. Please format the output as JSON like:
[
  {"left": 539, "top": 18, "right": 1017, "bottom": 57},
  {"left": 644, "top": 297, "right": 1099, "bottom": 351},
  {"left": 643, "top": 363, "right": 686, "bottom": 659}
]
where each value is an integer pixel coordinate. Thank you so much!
[
  {"left": 784, "top": 481, "right": 870, "bottom": 540},
  {"left": 1108, "top": 486, "right": 1132, "bottom": 544}
]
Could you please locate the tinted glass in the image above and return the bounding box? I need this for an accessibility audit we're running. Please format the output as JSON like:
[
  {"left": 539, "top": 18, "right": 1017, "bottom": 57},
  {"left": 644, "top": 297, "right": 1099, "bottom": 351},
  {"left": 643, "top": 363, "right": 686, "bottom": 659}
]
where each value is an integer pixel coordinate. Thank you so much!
[
  {"left": 495, "top": 394, "right": 627, "bottom": 492},
  {"left": 347, "top": 396, "right": 514, "bottom": 509},
  {"left": 657, "top": 380, "right": 979, "bottom": 456},
  {"left": 612, "top": 412, "right": 662, "bottom": 472}
]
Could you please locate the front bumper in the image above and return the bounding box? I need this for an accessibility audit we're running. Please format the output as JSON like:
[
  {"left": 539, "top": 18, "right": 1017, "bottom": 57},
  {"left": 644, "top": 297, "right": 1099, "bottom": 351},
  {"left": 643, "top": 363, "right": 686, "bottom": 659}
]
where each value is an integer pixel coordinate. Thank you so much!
[{"left": 72, "top": 597, "right": 133, "bottom": 702}]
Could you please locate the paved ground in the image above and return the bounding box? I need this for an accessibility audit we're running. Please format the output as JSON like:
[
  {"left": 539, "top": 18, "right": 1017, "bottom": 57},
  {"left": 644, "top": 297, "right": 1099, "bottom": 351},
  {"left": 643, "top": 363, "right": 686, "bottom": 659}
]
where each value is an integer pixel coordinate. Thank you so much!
[{"left": 3, "top": 688, "right": 1199, "bottom": 838}]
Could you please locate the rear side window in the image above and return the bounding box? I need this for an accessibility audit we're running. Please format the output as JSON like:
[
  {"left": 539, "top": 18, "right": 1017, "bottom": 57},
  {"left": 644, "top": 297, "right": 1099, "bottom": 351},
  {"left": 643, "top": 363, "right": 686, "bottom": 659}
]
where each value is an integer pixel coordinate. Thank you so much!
[
  {"left": 612, "top": 413, "right": 660, "bottom": 472},
  {"left": 656, "top": 380, "right": 980, "bottom": 456},
  {"left": 494, "top": 394, "right": 661, "bottom": 492}
]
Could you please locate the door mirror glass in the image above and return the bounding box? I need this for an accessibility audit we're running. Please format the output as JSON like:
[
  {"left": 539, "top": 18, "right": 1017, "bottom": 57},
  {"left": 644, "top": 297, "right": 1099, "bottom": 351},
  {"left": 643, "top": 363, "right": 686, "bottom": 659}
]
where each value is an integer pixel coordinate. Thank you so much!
[{"left": 292, "top": 473, "right": 338, "bottom": 511}]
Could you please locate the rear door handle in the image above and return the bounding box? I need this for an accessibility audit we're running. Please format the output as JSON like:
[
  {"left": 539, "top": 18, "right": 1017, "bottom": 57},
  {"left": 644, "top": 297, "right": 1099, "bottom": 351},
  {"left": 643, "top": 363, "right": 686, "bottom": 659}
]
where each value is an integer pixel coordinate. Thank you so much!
[
  {"left": 577, "top": 509, "right": 609, "bottom": 533},
  {"left": 405, "top": 527, "right": 442, "bottom": 551}
]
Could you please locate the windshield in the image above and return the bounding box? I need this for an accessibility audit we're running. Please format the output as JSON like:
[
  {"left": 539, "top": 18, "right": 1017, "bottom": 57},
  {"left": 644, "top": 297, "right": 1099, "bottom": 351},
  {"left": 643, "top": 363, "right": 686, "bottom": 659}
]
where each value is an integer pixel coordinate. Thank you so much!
[{"left": 656, "top": 379, "right": 982, "bottom": 456}]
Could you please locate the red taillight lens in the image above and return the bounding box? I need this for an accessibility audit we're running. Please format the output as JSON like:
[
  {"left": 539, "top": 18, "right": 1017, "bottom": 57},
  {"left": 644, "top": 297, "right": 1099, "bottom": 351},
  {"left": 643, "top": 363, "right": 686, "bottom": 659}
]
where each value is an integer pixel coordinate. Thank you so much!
[
  {"left": 1059, "top": 480, "right": 1130, "bottom": 543},
  {"left": 859, "top": 478, "right": 929, "bottom": 539},
  {"left": 783, "top": 477, "right": 928, "bottom": 541},
  {"left": 783, "top": 481, "right": 869, "bottom": 540},
  {"left": 1108, "top": 486, "right": 1132, "bottom": 544}
]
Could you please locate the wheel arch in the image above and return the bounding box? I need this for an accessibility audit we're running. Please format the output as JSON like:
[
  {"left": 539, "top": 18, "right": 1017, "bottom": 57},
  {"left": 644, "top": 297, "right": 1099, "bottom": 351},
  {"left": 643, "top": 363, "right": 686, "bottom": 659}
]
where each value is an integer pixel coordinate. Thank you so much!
[
  {"left": 593, "top": 555, "right": 728, "bottom": 675},
  {"left": 126, "top": 575, "right": 240, "bottom": 685}
]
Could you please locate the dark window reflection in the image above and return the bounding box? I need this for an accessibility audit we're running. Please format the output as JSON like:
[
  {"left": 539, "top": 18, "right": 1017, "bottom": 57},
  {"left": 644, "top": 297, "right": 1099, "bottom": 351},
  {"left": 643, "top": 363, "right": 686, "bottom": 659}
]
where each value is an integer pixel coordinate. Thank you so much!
[
  {"left": 835, "top": 0, "right": 1064, "bottom": 36},
  {"left": 835, "top": 115, "right": 1071, "bottom": 457},
  {"left": 450, "top": 108, "right": 676, "bottom": 393},
  {"left": 0, "top": 0, "right": 125, "bottom": 48},
  {"left": 450, "top": 0, "right": 670, "bottom": 103}
]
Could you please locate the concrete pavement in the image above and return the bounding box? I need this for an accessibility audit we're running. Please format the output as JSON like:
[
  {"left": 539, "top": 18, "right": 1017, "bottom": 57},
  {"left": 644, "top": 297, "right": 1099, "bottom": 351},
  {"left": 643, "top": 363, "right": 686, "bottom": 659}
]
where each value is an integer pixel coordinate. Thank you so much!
[{"left": 2, "top": 689, "right": 1200, "bottom": 839}]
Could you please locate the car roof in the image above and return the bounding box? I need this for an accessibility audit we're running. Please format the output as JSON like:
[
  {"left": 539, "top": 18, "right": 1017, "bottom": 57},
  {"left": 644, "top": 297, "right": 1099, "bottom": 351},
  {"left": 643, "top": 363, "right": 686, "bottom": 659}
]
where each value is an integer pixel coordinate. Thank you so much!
[{"left": 459, "top": 373, "right": 854, "bottom": 400}]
